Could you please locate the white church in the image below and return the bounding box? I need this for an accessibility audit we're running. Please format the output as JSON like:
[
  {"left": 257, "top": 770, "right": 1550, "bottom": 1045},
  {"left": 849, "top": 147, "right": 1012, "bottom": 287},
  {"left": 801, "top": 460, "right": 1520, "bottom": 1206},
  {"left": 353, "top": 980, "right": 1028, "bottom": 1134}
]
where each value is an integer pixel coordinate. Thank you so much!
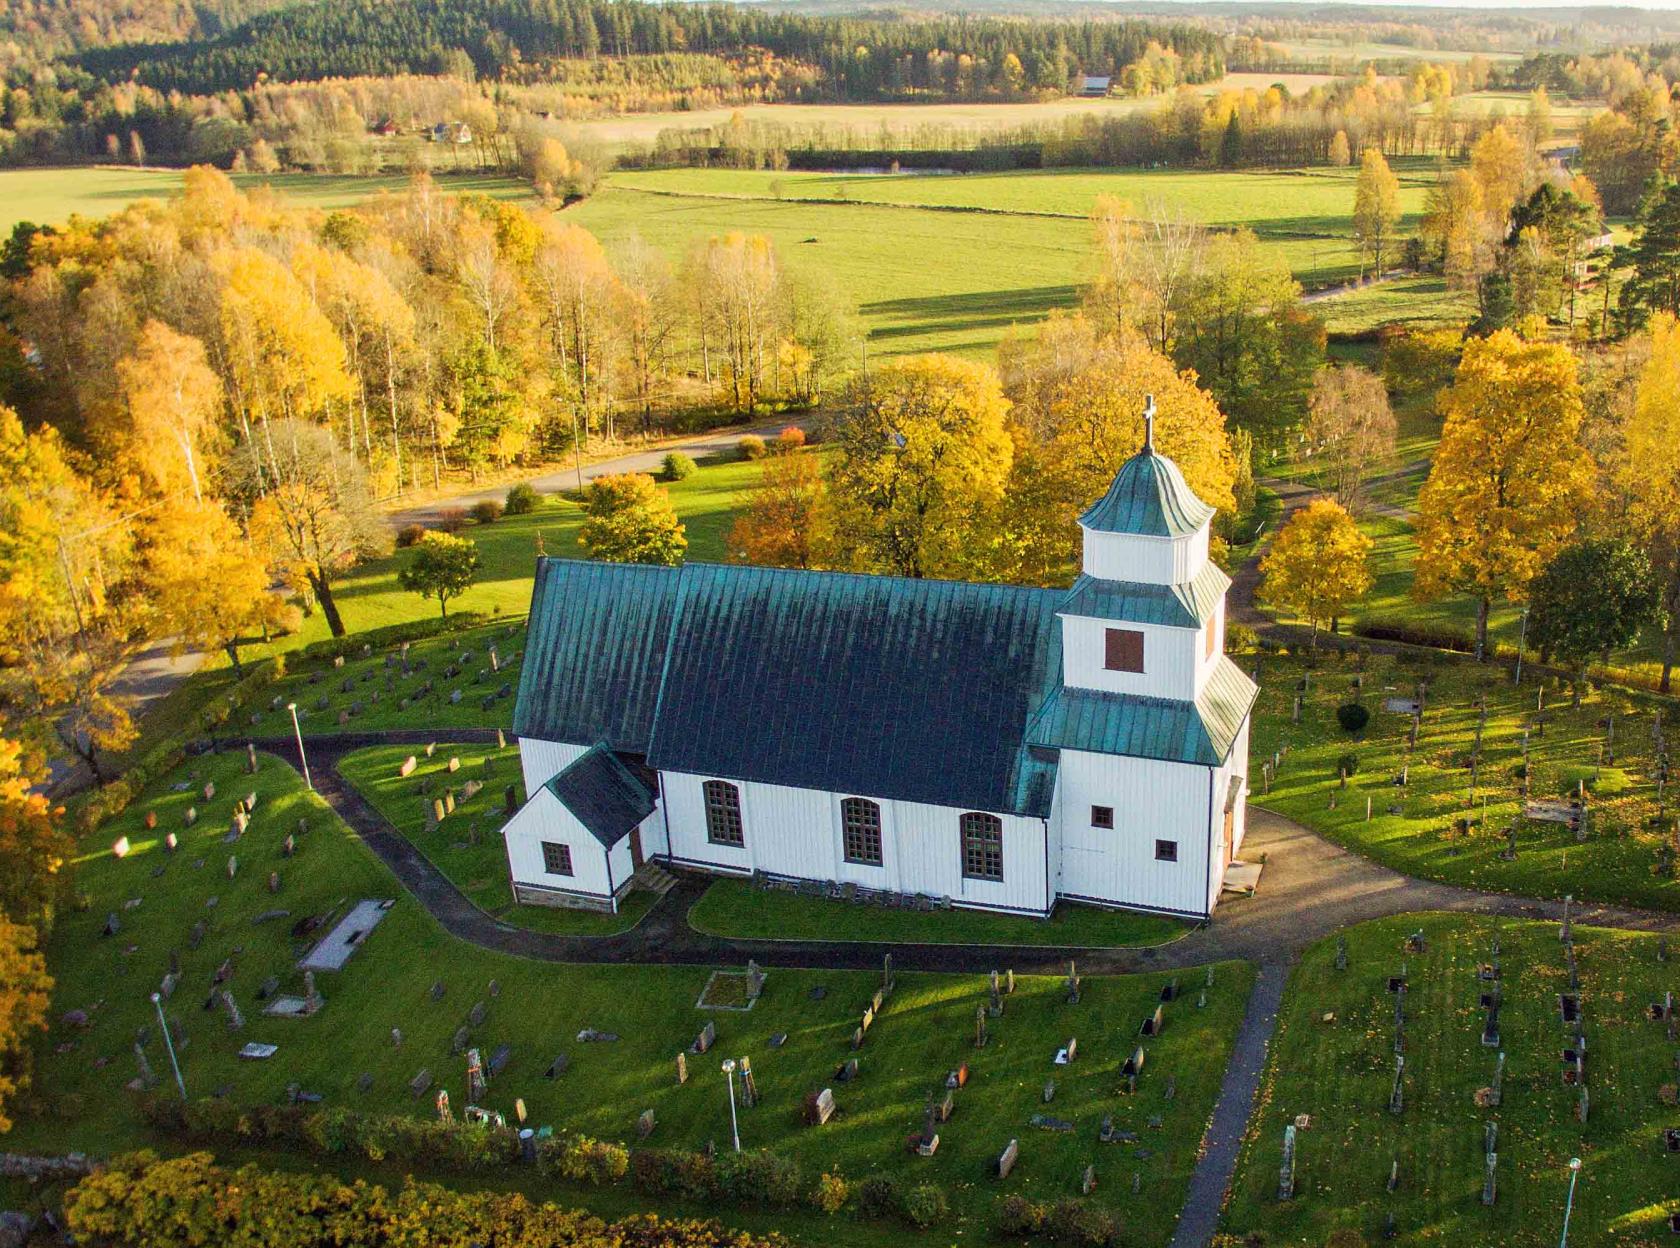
[{"left": 502, "top": 415, "right": 1256, "bottom": 921}]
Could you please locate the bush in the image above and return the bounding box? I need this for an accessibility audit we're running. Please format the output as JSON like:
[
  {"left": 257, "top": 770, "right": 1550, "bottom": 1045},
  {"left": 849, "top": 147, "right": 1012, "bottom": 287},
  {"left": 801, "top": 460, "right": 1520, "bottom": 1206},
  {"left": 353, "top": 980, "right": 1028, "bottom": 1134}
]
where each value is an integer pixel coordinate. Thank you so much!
[
  {"left": 902, "top": 1183, "right": 948, "bottom": 1229},
  {"left": 470, "top": 499, "right": 504, "bottom": 525},
  {"left": 856, "top": 1176, "right": 902, "bottom": 1221},
  {"left": 810, "top": 1171, "right": 849, "bottom": 1215},
  {"left": 1044, "top": 1199, "right": 1115, "bottom": 1246},
  {"left": 739, "top": 434, "right": 767, "bottom": 460},
  {"left": 505, "top": 482, "right": 540, "bottom": 515},
  {"left": 552, "top": 1135, "right": 629, "bottom": 1185},
  {"left": 1336, "top": 752, "right": 1360, "bottom": 778},
  {"left": 1226, "top": 623, "right": 1259, "bottom": 655},
  {"left": 1335, "top": 703, "right": 1371, "bottom": 733},
  {"left": 436, "top": 508, "right": 468, "bottom": 534},
  {"left": 663, "top": 451, "right": 697, "bottom": 481},
  {"left": 631, "top": 1148, "right": 718, "bottom": 1202},
  {"left": 998, "top": 1194, "right": 1046, "bottom": 1236},
  {"left": 396, "top": 523, "right": 426, "bottom": 548},
  {"left": 716, "top": 1149, "right": 801, "bottom": 1207},
  {"left": 774, "top": 425, "right": 806, "bottom": 452}
]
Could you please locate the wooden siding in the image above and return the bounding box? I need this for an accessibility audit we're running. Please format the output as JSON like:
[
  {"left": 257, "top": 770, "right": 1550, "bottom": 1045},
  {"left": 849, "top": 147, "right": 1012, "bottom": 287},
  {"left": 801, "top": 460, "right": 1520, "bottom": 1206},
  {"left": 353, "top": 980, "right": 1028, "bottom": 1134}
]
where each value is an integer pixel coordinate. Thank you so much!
[
  {"left": 518, "top": 738, "right": 589, "bottom": 799},
  {"left": 1062, "top": 615, "right": 1200, "bottom": 701},
  {"left": 502, "top": 788, "right": 614, "bottom": 900},
  {"left": 1081, "top": 524, "right": 1209, "bottom": 587}
]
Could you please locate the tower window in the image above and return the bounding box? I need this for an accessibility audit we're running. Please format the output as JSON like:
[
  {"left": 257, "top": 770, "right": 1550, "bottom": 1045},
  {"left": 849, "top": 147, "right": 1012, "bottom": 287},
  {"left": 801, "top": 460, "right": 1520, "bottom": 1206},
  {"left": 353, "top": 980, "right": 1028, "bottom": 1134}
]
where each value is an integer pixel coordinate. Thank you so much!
[
  {"left": 1104, "top": 627, "right": 1145, "bottom": 673},
  {"left": 1155, "top": 839, "right": 1178, "bottom": 863},
  {"left": 1091, "top": 805, "right": 1114, "bottom": 829},
  {"left": 1205, "top": 615, "right": 1218, "bottom": 660}
]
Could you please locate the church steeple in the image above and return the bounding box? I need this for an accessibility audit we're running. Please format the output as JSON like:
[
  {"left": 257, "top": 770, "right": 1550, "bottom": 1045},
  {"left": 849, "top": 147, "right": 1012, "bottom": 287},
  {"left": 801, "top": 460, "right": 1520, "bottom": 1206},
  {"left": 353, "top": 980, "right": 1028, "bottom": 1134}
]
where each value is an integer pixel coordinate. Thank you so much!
[{"left": 1079, "top": 400, "right": 1215, "bottom": 545}]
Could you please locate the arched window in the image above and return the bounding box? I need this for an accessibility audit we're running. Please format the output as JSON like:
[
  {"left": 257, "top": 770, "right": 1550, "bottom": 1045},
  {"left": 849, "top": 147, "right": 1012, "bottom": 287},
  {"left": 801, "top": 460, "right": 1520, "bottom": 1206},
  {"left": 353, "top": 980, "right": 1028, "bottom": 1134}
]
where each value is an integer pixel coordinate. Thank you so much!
[
  {"left": 841, "top": 798, "right": 883, "bottom": 866},
  {"left": 703, "top": 780, "right": 744, "bottom": 847},
  {"left": 960, "top": 812, "right": 1003, "bottom": 881}
]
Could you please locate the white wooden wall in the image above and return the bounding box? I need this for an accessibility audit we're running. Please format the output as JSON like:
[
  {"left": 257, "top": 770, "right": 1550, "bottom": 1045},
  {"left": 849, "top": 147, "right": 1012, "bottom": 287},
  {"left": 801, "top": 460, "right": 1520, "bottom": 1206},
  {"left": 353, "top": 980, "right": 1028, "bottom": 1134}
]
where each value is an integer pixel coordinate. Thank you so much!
[
  {"left": 1061, "top": 615, "right": 1200, "bottom": 701},
  {"left": 1053, "top": 750, "right": 1216, "bottom": 918},
  {"left": 517, "top": 738, "right": 589, "bottom": 798},
  {"left": 1080, "top": 524, "right": 1208, "bottom": 587},
  {"left": 660, "top": 771, "right": 1052, "bottom": 915},
  {"left": 502, "top": 789, "right": 614, "bottom": 900},
  {"left": 1193, "top": 598, "right": 1226, "bottom": 698},
  {"left": 1205, "top": 714, "right": 1251, "bottom": 914}
]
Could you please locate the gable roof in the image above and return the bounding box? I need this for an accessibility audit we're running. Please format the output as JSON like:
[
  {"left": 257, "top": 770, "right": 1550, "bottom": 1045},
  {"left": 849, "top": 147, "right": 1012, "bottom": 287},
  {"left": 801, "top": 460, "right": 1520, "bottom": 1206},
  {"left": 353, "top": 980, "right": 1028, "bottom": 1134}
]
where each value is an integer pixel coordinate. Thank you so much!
[
  {"left": 1026, "top": 657, "right": 1257, "bottom": 767},
  {"left": 545, "top": 744, "right": 657, "bottom": 847},
  {"left": 1058, "top": 561, "right": 1231, "bottom": 629},
  {"left": 646, "top": 564, "right": 1064, "bottom": 817},
  {"left": 1080, "top": 448, "right": 1215, "bottom": 539},
  {"left": 513, "top": 559, "right": 681, "bottom": 752}
]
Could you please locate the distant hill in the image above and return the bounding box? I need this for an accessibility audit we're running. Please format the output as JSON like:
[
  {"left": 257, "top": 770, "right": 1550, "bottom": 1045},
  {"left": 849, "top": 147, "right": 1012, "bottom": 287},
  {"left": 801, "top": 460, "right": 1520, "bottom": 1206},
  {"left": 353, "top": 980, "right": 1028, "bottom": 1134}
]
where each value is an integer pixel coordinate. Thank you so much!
[{"left": 1, "top": 0, "right": 301, "bottom": 56}]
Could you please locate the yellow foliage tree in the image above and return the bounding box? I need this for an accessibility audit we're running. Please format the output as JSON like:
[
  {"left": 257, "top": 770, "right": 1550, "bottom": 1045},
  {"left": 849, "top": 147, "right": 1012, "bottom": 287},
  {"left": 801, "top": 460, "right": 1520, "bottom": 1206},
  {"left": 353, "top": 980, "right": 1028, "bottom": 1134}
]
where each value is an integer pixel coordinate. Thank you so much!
[
  {"left": 1414, "top": 330, "right": 1594, "bottom": 658},
  {"left": 823, "top": 354, "right": 1013, "bottom": 580},
  {"left": 1259, "top": 497, "right": 1373, "bottom": 644},
  {"left": 0, "top": 912, "right": 50, "bottom": 1132},
  {"left": 1621, "top": 312, "right": 1680, "bottom": 690},
  {"left": 115, "top": 320, "right": 222, "bottom": 503},
  {"left": 145, "top": 500, "right": 292, "bottom": 676},
  {"left": 1352, "top": 147, "right": 1402, "bottom": 276},
  {"left": 727, "top": 447, "right": 828, "bottom": 570}
]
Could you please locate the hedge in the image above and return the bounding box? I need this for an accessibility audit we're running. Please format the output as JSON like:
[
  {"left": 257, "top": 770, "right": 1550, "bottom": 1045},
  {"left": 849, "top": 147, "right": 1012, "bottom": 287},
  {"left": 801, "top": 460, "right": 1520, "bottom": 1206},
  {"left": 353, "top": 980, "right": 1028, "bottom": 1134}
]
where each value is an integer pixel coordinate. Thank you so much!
[
  {"left": 295, "top": 612, "right": 492, "bottom": 665},
  {"left": 64, "top": 1151, "right": 788, "bottom": 1248}
]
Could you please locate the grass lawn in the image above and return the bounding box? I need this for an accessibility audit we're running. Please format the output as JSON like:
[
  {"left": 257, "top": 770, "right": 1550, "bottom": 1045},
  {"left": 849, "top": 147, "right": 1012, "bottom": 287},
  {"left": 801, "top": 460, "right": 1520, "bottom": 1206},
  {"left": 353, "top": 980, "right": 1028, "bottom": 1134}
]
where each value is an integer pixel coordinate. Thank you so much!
[
  {"left": 1250, "top": 650, "right": 1680, "bottom": 912},
  {"left": 1224, "top": 913, "right": 1680, "bottom": 1246},
  {"left": 1311, "top": 274, "right": 1479, "bottom": 337},
  {"left": 337, "top": 741, "right": 658, "bottom": 936},
  {"left": 689, "top": 878, "right": 1188, "bottom": 949},
  {"left": 20, "top": 749, "right": 1255, "bottom": 1247}
]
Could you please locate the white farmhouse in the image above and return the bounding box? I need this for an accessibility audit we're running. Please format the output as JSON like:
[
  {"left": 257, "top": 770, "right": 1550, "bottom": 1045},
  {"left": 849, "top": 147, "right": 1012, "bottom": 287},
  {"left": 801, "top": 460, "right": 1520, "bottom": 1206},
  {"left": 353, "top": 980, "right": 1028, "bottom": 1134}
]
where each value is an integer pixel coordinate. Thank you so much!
[{"left": 502, "top": 418, "right": 1256, "bottom": 920}]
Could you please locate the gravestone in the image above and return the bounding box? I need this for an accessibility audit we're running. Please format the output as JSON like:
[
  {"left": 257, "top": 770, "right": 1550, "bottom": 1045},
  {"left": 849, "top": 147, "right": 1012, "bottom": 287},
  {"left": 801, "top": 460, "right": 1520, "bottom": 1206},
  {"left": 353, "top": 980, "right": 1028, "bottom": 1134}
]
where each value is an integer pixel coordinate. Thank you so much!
[
  {"left": 997, "top": 1138, "right": 1019, "bottom": 1180},
  {"left": 468, "top": 1000, "right": 487, "bottom": 1027},
  {"left": 1278, "top": 1124, "right": 1296, "bottom": 1200},
  {"left": 1141, "top": 1004, "right": 1165, "bottom": 1037},
  {"left": 675, "top": 1052, "right": 687, "bottom": 1085},
  {"left": 805, "top": 1087, "right": 835, "bottom": 1126},
  {"left": 1389, "top": 1055, "right": 1405, "bottom": 1114},
  {"left": 637, "top": 1109, "right": 655, "bottom": 1139},
  {"left": 544, "top": 1054, "right": 570, "bottom": 1079},
  {"left": 692, "top": 1021, "right": 715, "bottom": 1055},
  {"left": 835, "top": 1058, "right": 858, "bottom": 1083},
  {"left": 410, "top": 1069, "right": 432, "bottom": 1097},
  {"left": 974, "top": 1005, "right": 988, "bottom": 1049},
  {"left": 1081, "top": 1164, "right": 1097, "bottom": 1196},
  {"left": 1066, "top": 960, "right": 1081, "bottom": 1005},
  {"left": 1120, "top": 1045, "right": 1143, "bottom": 1078}
]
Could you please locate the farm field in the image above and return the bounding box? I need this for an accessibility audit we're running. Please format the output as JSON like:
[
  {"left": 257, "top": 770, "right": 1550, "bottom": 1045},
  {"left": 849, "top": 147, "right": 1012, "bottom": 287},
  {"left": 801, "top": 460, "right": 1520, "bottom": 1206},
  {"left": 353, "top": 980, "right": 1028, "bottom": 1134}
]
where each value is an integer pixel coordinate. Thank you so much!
[
  {"left": 23, "top": 747, "right": 1254, "bottom": 1247},
  {"left": 1308, "top": 274, "right": 1478, "bottom": 336},
  {"left": 1224, "top": 913, "right": 1680, "bottom": 1246},
  {"left": 1249, "top": 650, "right": 1680, "bottom": 913},
  {"left": 687, "top": 878, "right": 1188, "bottom": 949}
]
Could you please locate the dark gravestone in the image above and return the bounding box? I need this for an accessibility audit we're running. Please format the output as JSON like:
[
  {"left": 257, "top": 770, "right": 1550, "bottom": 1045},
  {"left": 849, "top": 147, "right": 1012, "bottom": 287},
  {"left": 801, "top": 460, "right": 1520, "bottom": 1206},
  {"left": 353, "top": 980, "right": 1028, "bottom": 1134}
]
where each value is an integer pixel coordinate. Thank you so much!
[{"left": 544, "top": 1054, "right": 570, "bottom": 1079}]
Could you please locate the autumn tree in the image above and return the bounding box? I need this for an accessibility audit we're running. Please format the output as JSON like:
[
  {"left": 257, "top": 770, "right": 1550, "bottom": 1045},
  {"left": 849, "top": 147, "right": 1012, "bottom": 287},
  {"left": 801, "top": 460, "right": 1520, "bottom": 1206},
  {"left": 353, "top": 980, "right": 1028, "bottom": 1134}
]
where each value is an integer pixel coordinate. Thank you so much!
[
  {"left": 1620, "top": 312, "right": 1680, "bottom": 690},
  {"left": 531, "top": 222, "right": 622, "bottom": 442},
  {"left": 1414, "top": 330, "right": 1594, "bottom": 659},
  {"left": 115, "top": 321, "right": 222, "bottom": 503},
  {"left": 240, "top": 420, "right": 390, "bottom": 637},
  {"left": 822, "top": 355, "right": 1013, "bottom": 581},
  {"left": 0, "top": 736, "right": 71, "bottom": 926},
  {"left": 578, "top": 473, "right": 686, "bottom": 566},
  {"left": 1085, "top": 196, "right": 1204, "bottom": 354},
  {"left": 145, "top": 500, "right": 291, "bottom": 676},
  {"left": 1352, "top": 147, "right": 1402, "bottom": 277},
  {"left": 1617, "top": 180, "right": 1680, "bottom": 327},
  {"left": 691, "top": 233, "right": 781, "bottom": 415},
  {"left": 1529, "top": 538, "right": 1662, "bottom": 698},
  {"left": 1423, "top": 168, "right": 1494, "bottom": 291},
  {"left": 0, "top": 911, "right": 50, "bottom": 1132},
  {"left": 398, "top": 531, "right": 481, "bottom": 619},
  {"left": 1259, "top": 498, "right": 1373, "bottom": 645},
  {"left": 727, "top": 447, "right": 827, "bottom": 569},
  {"left": 1303, "top": 365, "right": 1396, "bottom": 513}
]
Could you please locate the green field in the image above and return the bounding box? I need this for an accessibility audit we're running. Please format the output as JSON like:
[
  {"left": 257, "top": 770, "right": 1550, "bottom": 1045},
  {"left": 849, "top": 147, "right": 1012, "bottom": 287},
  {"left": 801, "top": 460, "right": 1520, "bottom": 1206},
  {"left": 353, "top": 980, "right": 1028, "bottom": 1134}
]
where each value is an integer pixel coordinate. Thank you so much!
[
  {"left": 23, "top": 748, "right": 1254, "bottom": 1247},
  {"left": 337, "top": 741, "right": 658, "bottom": 935},
  {"left": 688, "top": 878, "right": 1188, "bottom": 949},
  {"left": 1250, "top": 650, "right": 1680, "bottom": 913},
  {"left": 1225, "top": 913, "right": 1680, "bottom": 1245},
  {"left": 1310, "top": 275, "right": 1479, "bottom": 337}
]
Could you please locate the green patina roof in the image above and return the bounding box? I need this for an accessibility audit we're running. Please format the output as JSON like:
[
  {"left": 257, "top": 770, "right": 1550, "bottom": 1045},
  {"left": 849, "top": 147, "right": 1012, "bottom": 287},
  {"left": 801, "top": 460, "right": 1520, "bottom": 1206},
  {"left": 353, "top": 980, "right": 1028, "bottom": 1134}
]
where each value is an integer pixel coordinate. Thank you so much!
[
  {"left": 1027, "top": 658, "right": 1258, "bottom": 767},
  {"left": 544, "top": 743, "right": 657, "bottom": 848},
  {"left": 1080, "top": 449, "right": 1216, "bottom": 539},
  {"left": 1058, "top": 561, "right": 1232, "bottom": 629}
]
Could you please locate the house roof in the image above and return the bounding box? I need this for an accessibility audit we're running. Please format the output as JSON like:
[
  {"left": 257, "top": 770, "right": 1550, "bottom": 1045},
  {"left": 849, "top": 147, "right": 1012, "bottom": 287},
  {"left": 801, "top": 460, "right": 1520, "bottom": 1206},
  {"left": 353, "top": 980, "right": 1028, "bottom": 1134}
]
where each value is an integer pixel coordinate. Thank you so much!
[
  {"left": 544, "top": 744, "right": 657, "bottom": 848},
  {"left": 1026, "top": 658, "right": 1258, "bottom": 767},
  {"left": 1079, "top": 447, "right": 1215, "bottom": 539},
  {"left": 1058, "top": 561, "right": 1231, "bottom": 628}
]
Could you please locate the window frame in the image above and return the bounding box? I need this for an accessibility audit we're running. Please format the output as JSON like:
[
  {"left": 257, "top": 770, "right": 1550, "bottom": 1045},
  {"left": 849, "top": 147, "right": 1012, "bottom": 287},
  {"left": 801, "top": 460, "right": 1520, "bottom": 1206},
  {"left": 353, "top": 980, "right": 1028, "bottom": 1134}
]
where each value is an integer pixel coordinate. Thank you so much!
[
  {"left": 541, "top": 841, "right": 574, "bottom": 877},
  {"left": 1104, "top": 627, "right": 1145, "bottom": 673},
  {"left": 1154, "top": 839, "right": 1178, "bottom": 863},
  {"left": 840, "top": 797, "right": 884, "bottom": 866},
  {"left": 960, "top": 812, "right": 1004, "bottom": 882},
  {"left": 1091, "top": 805, "right": 1114, "bottom": 830},
  {"left": 1204, "top": 614, "right": 1218, "bottom": 660},
  {"left": 702, "top": 779, "right": 745, "bottom": 848}
]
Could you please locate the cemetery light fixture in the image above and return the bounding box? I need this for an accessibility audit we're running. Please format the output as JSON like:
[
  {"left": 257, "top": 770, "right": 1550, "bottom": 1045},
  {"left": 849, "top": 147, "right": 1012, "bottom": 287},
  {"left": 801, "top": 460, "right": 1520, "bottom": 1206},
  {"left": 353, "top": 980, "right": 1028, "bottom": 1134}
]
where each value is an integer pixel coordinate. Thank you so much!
[
  {"left": 151, "top": 993, "right": 187, "bottom": 1102},
  {"left": 720, "top": 1059, "right": 741, "bottom": 1153},
  {"left": 286, "top": 702, "right": 313, "bottom": 790},
  {"left": 1558, "top": 1156, "right": 1582, "bottom": 1248}
]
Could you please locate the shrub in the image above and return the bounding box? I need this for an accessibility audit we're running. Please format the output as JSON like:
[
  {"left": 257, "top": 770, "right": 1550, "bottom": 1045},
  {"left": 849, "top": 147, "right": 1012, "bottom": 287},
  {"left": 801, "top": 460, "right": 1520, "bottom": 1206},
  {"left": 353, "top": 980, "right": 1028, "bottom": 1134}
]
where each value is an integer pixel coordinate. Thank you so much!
[
  {"left": 716, "top": 1149, "right": 801, "bottom": 1207},
  {"left": 1226, "top": 623, "right": 1259, "bottom": 654},
  {"left": 663, "top": 451, "right": 697, "bottom": 481},
  {"left": 555, "top": 1135, "right": 629, "bottom": 1185},
  {"left": 436, "top": 508, "right": 468, "bottom": 533},
  {"left": 505, "top": 482, "right": 540, "bottom": 515},
  {"left": 396, "top": 523, "right": 426, "bottom": 548},
  {"left": 470, "top": 499, "right": 504, "bottom": 524},
  {"left": 810, "top": 1171, "right": 849, "bottom": 1215},
  {"left": 774, "top": 425, "right": 806, "bottom": 452},
  {"left": 1335, "top": 703, "right": 1370, "bottom": 733},
  {"left": 1336, "top": 752, "right": 1360, "bottom": 778},
  {"left": 1044, "top": 1199, "right": 1115, "bottom": 1246},
  {"left": 739, "top": 434, "right": 767, "bottom": 460},
  {"left": 902, "top": 1183, "right": 948, "bottom": 1229},
  {"left": 856, "top": 1176, "right": 902, "bottom": 1220},
  {"left": 998, "top": 1194, "right": 1046, "bottom": 1236},
  {"left": 631, "top": 1148, "right": 717, "bottom": 1201}
]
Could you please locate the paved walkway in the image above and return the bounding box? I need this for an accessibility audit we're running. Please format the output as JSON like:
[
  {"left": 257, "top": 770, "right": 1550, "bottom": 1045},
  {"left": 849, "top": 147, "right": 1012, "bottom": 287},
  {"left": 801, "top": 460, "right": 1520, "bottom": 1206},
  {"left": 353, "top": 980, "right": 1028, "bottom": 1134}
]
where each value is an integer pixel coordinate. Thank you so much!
[{"left": 267, "top": 734, "right": 1678, "bottom": 1246}]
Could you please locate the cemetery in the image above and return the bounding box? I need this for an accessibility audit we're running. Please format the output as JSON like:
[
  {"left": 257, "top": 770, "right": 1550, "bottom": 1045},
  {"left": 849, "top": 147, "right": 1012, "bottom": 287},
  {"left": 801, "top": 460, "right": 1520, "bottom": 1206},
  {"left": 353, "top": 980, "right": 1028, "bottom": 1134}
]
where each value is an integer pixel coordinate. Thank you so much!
[
  {"left": 1224, "top": 912, "right": 1680, "bottom": 1245},
  {"left": 1249, "top": 648, "right": 1680, "bottom": 913},
  {"left": 336, "top": 742, "right": 659, "bottom": 935},
  {"left": 20, "top": 746, "right": 1256, "bottom": 1245}
]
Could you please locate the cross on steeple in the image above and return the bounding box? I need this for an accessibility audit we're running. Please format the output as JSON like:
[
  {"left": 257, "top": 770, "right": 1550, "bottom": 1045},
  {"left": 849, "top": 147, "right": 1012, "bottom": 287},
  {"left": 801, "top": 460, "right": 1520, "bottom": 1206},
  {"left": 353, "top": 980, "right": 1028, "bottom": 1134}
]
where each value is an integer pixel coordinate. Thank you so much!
[{"left": 1142, "top": 395, "right": 1156, "bottom": 453}]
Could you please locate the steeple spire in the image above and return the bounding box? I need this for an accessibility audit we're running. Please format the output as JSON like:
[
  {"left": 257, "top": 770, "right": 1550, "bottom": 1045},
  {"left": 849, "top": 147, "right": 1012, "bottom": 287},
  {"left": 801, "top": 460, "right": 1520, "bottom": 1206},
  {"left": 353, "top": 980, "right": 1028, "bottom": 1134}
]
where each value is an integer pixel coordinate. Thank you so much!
[{"left": 1142, "top": 395, "right": 1156, "bottom": 453}]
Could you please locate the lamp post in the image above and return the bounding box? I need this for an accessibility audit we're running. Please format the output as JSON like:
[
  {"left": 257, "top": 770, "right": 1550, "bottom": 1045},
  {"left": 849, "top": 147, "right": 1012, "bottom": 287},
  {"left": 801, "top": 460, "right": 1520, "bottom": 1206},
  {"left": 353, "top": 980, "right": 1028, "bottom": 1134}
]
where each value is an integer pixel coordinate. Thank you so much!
[
  {"left": 1559, "top": 1156, "right": 1582, "bottom": 1248},
  {"left": 720, "top": 1059, "right": 741, "bottom": 1153},
  {"left": 151, "top": 992, "right": 186, "bottom": 1101},
  {"left": 286, "top": 703, "right": 312, "bottom": 791}
]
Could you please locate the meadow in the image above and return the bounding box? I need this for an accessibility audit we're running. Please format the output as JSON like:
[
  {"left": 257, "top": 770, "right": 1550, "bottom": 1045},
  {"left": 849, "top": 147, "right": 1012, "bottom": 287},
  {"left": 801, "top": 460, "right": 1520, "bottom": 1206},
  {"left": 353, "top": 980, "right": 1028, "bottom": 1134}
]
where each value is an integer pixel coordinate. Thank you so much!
[
  {"left": 22, "top": 747, "right": 1255, "bottom": 1247},
  {"left": 1223, "top": 913, "right": 1680, "bottom": 1246},
  {"left": 1250, "top": 649, "right": 1680, "bottom": 913}
]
